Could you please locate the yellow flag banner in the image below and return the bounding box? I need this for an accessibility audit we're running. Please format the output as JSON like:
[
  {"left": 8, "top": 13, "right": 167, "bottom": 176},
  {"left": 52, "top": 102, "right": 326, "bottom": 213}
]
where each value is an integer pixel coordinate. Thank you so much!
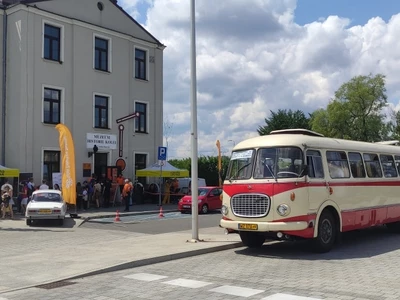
[{"left": 55, "top": 124, "right": 76, "bottom": 205}]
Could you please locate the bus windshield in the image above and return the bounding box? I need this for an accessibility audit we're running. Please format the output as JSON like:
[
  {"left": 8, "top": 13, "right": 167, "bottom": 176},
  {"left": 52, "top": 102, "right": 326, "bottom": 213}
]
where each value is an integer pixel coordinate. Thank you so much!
[
  {"left": 254, "top": 147, "right": 304, "bottom": 179},
  {"left": 227, "top": 149, "right": 255, "bottom": 180}
]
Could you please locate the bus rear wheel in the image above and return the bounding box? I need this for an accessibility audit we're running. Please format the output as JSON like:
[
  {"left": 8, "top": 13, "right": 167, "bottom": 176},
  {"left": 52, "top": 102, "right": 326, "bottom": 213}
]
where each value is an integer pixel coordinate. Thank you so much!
[
  {"left": 239, "top": 231, "right": 265, "bottom": 248},
  {"left": 312, "top": 210, "right": 336, "bottom": 253}
]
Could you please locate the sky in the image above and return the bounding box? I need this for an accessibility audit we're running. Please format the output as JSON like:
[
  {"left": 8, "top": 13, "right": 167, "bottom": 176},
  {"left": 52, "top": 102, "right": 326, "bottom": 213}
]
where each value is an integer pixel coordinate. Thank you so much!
[{"left": 118, "top": 0, "right": 400, "bottom": 160}]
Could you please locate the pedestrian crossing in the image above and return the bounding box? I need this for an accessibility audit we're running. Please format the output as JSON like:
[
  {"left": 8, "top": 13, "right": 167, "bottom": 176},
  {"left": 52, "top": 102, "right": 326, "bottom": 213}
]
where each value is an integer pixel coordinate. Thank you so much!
[{"left": 123, "top": 272, "right": 322, "bottom": 299}]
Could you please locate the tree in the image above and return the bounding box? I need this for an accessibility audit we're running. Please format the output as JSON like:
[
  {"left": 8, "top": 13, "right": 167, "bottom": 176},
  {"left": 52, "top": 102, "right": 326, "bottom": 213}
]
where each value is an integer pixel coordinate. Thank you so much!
[
  {"left": 169, "top": 156, "right": 230, "bottom": 186},
  {"left": 310, "top": 74, "right": 389, "bottom": 142},
  {"left": 257, "top": 109, "right": 311, "bottom": 136}
]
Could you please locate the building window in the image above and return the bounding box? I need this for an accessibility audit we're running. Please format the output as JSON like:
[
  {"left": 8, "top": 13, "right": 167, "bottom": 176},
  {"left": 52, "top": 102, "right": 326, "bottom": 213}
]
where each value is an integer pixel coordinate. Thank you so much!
[
  {"left": 135, "top": 48, "right": 147, "bottom": 80},
  {"left": 95, "top": 37, "right": 109, "bottom": 71},
  {"left": 135, "top": 102, "right": 147, "bottom": 133},
  {"left": 95, "top": 95, "right": 109, "bottom": 129},
  {"left": 43, "top": 150, "right": 60, "bottom": 185},
  {"left": 135, "top": 153, "right": 147, "bottom": 185},
  {"left": 44, "top": 24, "right": 61, "bottom": 61},
  {"left": 43, "top": 88, "right": 61, "bottom": 124}
]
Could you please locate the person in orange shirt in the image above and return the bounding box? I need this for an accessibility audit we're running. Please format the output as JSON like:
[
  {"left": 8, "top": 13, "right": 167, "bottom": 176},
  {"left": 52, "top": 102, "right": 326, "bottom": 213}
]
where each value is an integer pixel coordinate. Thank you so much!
[
  {"left": 122, "top": 179, "right": 131, "bottom": 212},
  {"left": 117, "top": 174, "right": 125, "bottom": 195}
]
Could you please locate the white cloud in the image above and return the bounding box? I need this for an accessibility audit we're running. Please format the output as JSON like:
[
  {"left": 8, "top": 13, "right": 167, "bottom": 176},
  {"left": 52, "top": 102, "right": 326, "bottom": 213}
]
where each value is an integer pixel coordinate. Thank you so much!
[{"left": 120, "top": 0, "right": 400, "bottom": 159}]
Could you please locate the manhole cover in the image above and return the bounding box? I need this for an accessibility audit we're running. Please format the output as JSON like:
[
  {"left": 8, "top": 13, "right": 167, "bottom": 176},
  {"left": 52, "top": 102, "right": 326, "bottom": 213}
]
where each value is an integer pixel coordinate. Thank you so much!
[{"left": 36, "top": 281, "right": 76, "bottom": 290}]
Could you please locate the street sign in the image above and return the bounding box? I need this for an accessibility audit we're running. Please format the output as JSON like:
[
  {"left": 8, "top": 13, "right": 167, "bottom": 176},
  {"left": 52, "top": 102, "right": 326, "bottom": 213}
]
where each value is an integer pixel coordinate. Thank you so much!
[{"left": 158, "top": 147, "right": 167, "bottom": 160}]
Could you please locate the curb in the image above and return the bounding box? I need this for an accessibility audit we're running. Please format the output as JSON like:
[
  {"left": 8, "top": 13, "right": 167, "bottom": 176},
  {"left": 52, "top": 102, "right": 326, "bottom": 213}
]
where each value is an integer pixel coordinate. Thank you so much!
[
  {"left": 78, "top": 209, "right": 179, "bottom": 226},
  {"left": 0, "top": 241, "right": 243, "bottom": 295}
]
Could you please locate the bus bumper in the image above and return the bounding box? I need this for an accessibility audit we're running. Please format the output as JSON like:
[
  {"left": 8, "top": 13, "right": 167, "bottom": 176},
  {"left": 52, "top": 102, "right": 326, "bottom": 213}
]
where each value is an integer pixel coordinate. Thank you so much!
[{"left": 220, "top": 219, "right": 309, "bottom": 232}]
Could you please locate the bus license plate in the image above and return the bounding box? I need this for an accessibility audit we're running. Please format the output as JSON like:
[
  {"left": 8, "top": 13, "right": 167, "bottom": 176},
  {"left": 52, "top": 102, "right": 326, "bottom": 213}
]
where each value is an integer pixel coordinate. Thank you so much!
[{"left": 238, "top": 223, "right": 258, "bottom": 230}]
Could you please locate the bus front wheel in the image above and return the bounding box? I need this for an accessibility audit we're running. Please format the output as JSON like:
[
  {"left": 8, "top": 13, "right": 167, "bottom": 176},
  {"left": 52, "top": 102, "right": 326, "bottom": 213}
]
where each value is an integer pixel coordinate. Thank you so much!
[
  {"left": 386, "top": 222, "right": 400, "bottom": 233},
  {"left": 313, "top": 210, "right": 336, "bottom": 253},
  {"left": 239, "top": 231, "right": 265, "bottom": 248}
]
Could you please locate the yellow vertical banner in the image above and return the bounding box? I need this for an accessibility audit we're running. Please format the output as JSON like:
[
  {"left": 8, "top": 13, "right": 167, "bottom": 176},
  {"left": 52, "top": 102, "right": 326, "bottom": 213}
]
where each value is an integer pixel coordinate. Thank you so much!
[
  {"left": 55, "top": 124, "right": 76, "bottom": 205},
  {"left": 216, "top": 140, "right": 222, "bottom": 187}
]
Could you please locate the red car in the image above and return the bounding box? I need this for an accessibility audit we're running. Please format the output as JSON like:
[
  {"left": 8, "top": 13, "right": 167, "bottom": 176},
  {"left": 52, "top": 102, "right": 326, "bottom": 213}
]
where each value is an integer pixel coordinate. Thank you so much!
[{"left": 178, "top": 186, "right": 222, "bottom": 214}]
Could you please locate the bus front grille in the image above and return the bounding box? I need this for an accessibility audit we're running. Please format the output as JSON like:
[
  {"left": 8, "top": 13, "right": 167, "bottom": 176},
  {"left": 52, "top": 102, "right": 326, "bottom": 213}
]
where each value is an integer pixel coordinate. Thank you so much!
[{"left": 231, "top": 194, "right": 270, "bottom": 218}]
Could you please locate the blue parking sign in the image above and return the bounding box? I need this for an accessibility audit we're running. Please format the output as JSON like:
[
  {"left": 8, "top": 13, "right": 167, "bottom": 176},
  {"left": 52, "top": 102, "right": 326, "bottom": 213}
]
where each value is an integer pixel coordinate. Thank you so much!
[{"left": 158, "top": 147, "right": 167, "bottom": 160}]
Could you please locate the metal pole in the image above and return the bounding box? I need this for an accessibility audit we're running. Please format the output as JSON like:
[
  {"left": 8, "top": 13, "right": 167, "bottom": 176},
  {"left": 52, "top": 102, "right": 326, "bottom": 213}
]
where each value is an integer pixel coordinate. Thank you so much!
[
  {"left": 190, "top": 0, "right": 199, "bottom": 241},
  {"left": 158, "top": 163, "right": 163, "bottom": 206},
  {"left": 1, "top": 10, "right": 7, "bottom": 166}
]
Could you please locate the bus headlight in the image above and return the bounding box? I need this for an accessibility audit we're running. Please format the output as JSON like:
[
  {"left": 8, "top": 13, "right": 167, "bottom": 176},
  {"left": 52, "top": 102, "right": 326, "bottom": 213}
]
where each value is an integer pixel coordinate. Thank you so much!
[
  {"left": 277, "top": 204, "right": 290, "bottom": 216},
  {"left": 221, "top": 205, "right": 228, "bottom": 216}
]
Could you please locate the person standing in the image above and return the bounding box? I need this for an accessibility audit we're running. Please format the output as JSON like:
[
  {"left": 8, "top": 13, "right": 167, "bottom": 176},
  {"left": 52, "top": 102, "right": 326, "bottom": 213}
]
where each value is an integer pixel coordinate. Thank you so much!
[
  {"left": 94, "top": 180, "right": 102, "bottom": 209},
  {"left": 103, "top": 178, "right": 112, "bottom": 208},
  {"left": 39, "top": 180, "right": 49, "bottom": 190},
  {"left": 1, "top": 180, "right": 14, "bottom": 218},
  {"left": 76, "top": 182, "right": 83, "bottom": 210},
  {"left": 122, "top": 179, "right": 131, "bottom": 212}
]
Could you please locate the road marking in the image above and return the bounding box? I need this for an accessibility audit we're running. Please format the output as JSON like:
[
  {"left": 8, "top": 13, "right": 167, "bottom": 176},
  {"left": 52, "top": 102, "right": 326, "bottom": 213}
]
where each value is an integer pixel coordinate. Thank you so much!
[
  {"left": 163, "top": 278, "right": 213, "bottom": 289},
  {"left": 209, "top": 285, "right": 264, "bottom": 297},
  {"left": 261, "top": 293, "right": 322, "bottom": 300},
  {"left": 124, "top": 273, "right": 167, "bottom": 281}
]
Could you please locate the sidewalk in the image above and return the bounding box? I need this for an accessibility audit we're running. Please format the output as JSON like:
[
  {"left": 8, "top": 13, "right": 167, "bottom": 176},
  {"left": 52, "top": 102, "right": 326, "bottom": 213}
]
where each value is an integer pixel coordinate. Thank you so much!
[
  {"left": 0, "top": 205, "right": 243, "bottom": 294},
  {"left": 75, "top": 203, "right": 179, "bottom": 222}
]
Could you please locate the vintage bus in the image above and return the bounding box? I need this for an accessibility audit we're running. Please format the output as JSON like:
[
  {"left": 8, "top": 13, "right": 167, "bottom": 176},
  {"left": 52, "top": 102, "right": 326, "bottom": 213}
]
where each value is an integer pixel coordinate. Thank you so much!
[{"left": 220, "top": 129, "right": 400, "bottom": 253}]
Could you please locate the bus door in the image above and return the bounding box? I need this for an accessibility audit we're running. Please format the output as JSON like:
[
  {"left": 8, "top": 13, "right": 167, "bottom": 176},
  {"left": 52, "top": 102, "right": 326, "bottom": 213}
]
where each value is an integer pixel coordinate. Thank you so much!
[{"left": 306, "top": 150, "right": 329, "bottom": 211}]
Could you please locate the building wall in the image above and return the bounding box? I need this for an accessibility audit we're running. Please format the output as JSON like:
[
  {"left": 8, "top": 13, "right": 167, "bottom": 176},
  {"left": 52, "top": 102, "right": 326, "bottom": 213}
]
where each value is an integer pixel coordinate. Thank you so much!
[{"left": 3, "top": 2, "right": 163, "bottom": 184}]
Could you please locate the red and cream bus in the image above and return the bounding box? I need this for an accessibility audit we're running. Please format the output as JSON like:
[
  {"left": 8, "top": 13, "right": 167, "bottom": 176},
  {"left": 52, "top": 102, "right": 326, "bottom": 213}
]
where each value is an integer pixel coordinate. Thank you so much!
[{"left": 220, "top": 129, "right": 400, "bottom": 252}]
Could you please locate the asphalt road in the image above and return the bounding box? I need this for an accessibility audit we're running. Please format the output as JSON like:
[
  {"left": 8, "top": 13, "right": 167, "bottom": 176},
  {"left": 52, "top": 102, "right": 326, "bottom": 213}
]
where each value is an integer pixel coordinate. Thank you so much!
[
  {"left": 4, "top": 226, "right": 400, "bottom": 300},
  {"left": 81, "top": 211, "right": 223, "bottom": 234}
]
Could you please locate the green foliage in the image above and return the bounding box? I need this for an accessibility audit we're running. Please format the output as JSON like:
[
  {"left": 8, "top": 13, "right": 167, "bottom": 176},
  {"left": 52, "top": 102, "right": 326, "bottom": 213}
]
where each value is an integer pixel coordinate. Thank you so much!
[
  {"left": 310, "top": 74, "right": 389, "bottom": 142},
  {"left": 168, "top": 156, "right": 230, "bottom": 186},
  {"left": 257, "top": 109, "right": 311, "bottom": 136}
]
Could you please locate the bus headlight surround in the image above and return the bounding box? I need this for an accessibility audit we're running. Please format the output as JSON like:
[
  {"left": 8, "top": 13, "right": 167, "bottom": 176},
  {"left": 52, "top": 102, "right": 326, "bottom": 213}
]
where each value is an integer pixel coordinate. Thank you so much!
[
  {"left": 277, "top": 204, "right": 290, "bottom": 216},
  {"left": 221, "top": 205, "right": 228, "bottom": 216}
]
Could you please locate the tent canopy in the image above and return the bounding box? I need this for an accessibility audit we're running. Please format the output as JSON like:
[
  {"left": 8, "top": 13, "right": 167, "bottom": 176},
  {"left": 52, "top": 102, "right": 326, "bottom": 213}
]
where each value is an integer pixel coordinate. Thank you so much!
[
  {"left": 136, "top": 161, "right": 189, "bottom": 178},
  {"left": 0, "top": 165, "right": 19, "bottom": 178}
]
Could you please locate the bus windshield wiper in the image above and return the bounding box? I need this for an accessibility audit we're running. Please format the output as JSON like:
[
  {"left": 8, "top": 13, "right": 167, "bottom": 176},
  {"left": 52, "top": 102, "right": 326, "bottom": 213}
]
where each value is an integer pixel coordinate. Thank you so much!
[
  {"left": 229, "top": 163, "right": 251, "bottom": 182},
  {"left": 265, "top": 164, "right": 277, "bottom": 182}
]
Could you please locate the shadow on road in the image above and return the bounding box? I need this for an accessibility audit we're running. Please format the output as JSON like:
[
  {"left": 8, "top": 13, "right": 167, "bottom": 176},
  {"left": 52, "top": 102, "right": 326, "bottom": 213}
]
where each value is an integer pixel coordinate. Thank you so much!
[{"left": 235, "top": 225, "right": 400, "bottom": 260}]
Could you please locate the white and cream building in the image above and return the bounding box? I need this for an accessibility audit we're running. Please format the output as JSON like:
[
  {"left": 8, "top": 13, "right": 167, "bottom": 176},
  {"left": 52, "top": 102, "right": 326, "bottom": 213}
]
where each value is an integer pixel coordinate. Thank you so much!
[{"left": 0, "top": 0, "right": 165, "bottom": 184}]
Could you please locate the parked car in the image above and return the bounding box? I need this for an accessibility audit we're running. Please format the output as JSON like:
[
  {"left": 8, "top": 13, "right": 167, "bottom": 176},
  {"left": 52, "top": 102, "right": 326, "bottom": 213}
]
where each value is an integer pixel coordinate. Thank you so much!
[
  {"left": 25, "top": 190, "right": 67, "bottom": 226},
  {"left": 178, "top": 186, "right": 222, "bottom": 214}
]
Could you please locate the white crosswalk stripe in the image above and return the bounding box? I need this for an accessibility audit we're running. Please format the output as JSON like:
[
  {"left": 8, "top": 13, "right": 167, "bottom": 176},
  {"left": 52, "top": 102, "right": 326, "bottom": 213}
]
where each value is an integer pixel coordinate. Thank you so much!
[
  {"left": 209, "top": 285, "right": 265, "bottom": 297},
  {"left": 124, "top": 272, "right": 167, "bottom": 281},
  {"left": 123, "top": 273, "right": 323, "bottom": 299},
  {"left": 163, "top": 278, "right": 213, "bottom": 289},
  {"left": 261, "top": 293, "right": 321, "bottom": 300}
]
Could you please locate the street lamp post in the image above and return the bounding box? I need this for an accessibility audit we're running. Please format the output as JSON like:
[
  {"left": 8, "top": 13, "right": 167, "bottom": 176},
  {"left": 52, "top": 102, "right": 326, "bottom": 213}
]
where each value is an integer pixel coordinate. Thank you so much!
[{"left": 190, "top": 0, "right": 199, "bottom": 242}]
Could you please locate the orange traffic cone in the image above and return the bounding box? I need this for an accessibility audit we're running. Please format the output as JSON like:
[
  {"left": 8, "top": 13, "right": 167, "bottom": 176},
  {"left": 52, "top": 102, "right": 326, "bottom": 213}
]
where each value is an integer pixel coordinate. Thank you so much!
[
  {"left": 159, "top": 206, "right": 164, "bottom": 218},
  {"left": 115, "top": 210, "right": 121, "bottom": 222}
]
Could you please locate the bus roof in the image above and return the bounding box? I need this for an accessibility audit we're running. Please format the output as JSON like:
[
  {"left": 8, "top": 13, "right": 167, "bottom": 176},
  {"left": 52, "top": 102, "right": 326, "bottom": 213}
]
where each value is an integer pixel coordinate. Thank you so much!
[{"left": 235, "top": 130, "right": 400, "bottom": 155}]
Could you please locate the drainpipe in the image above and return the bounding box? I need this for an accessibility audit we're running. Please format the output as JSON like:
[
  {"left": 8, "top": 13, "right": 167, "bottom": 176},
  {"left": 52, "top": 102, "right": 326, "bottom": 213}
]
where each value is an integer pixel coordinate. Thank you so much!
[{"left": 1, "top": 7, "right": 7, "bottom": 166}]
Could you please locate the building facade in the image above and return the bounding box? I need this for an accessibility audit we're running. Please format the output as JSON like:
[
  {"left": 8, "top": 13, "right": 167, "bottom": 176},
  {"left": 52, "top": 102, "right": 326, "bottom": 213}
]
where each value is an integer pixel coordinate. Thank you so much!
[{"left": 0, "top": 0, "right": 165, "bottom": 185}]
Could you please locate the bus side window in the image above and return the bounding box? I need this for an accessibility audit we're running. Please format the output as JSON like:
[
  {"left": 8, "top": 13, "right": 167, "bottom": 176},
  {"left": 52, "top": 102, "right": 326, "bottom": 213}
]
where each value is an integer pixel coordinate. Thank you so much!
[
  {"left": 363, "top": 153, "right": 382, "bottom": 178},
  {"left": 349, "top": 152, "right": 366, "bottom": 178},
  {"left": 326, "top": 151, "right": 350, "bottom": 179},
  {"left": 380, "top": 154, "right": 398, "bottom": 177},
  {"left": 395, "top": 156, "right": 400, "bottom": 175},
  {"left": 306, "top": 150, "right": 324, "bottom": 178}
]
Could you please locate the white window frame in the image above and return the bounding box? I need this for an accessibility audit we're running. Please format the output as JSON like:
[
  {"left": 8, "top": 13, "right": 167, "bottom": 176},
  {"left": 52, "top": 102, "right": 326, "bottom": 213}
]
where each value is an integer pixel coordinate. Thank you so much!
[
  {"left": 42, "top": 19, "right": 65, "bottom": 62},
  {"left": 93, "top": 33, "right": 113, "bottom": 73},
  {"left": 42, "top": 84, "right": 65, "bottom": 124},
  {"left": 134, "top": 46, "right": 149, "bottom": 81},
  {"left": 41, "top": 147, "right": 61, "bottom": 184},
  {"left": 93, "top": 92, "right": 113, "bottom": 129},
  {"left": 134, "top": 100, "right": 150, "bottom": 133}
]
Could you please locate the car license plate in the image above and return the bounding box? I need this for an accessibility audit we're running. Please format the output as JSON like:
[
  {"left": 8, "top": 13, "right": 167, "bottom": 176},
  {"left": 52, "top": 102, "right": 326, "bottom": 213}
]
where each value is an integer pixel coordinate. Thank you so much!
[
  {"left": 38, "top": 209, "right": 52, "bottom": 214},
  {"left": 183, "top": 205, "right": 190, "bottom": 208},
  {"left": 238, "top": 223, "right": 258, "bottom": 230}
]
